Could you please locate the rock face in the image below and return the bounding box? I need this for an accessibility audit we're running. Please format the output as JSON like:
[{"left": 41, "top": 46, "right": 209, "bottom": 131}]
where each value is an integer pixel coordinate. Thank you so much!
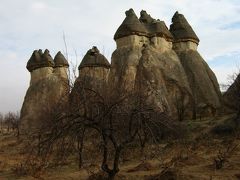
[
  {"left": 109, "top": 9, "right": 193, "bottom": 118},
  {"left": 20, "top": 50, "right": 69, "bottom": 134},
  {"left": 223, "top": 74, "right": 240, "bottom": 112},
  {"left": 70, "top": 47, "right": 110, "bottom": 112},
  {"left": 170, "top": 12, "right": 222, "bottom": 117},
  {"left": 20, "top": 9, "right": 223, "bottom": 131},
  {"left": 77, "top": 46, "right": 110, "bottom": 88}
]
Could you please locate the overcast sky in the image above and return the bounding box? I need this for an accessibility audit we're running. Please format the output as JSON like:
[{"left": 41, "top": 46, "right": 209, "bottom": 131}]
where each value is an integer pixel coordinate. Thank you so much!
[{"left": 0, "top": 0, "right": 240, "bottom": 113}]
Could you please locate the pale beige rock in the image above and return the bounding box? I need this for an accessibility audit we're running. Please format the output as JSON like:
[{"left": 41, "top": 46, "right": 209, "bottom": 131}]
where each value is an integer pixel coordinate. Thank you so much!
[
  {"left": 116, "top": 35, "right": 149, "bottom": 49},
  {"left": 70, "top": 47, "right": 110, "bottom": 113},
  {"left": 150, "top": 37, "right": 173, "bottom": 52},
  {"left": 53, "top": 67, "right": 68, "bottom": 79},
  {"left": 170, "top": 11, "right": 222, "bottom": 117},
  {"left": 78, "top": 67, "right": 109, "bottom": 83},
  {"left": 174, "top": 48, "right": 221, "bottom": 116},
  {"left": 108, "top": 46, "right": 142, "bottom": 92},
  {"left": 173, "top": 41, "right": 198, "bottom": 51},
  {"left": 20, "top": 71, "right": 69, "bottom": 134},
  {"left": 75, "top": 46, "right": 110, "bottom": 90},
  {"left": 20, "top": 50, "right": 69, "bottom": 134},
  {"left": 30, "top": 67, "right": 53, "bottom": 86},
  {"left": 109, "top": 40, "right": 193, "bottom": 118}
]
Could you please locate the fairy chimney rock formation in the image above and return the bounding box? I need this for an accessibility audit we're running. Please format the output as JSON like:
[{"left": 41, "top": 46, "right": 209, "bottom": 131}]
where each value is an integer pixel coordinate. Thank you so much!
[
  {"left": 139, "top": 10, "right": 173, "bottom": 51},
  {"left": 114, "top": 9, "right": 149, "bottom": 49},
  {"left": 70, "top": 47, "right": 110, "bottom": 113},
  {"left": 170, "top": 12, "right": 221, "bottom": 116},
  {"left": 170, "top": 11, "right": 199, "bottom": 51},
  {"left": 27, "top": 49, "right": 54, "bottom": 85},
  {"left": 77, "top": 46, "right": 110, "bottom": 85},
  {"left": 53, "top": 51, "right": 69, "bottom": 79},
  {"left": 20, "top": 50, "right": 69, "bottom": 133},
  {"left": 110, "top": 9, "right": 193, "bottom": 117},
  {"left": 20, "top": 9, "right": 223, "bottom": 132}
]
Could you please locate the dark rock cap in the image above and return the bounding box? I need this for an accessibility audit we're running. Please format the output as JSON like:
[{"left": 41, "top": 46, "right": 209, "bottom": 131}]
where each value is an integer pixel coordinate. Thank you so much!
[
  {"left": 148, "top": 21, "right": 174, "bottom": 41},
  {"left": 78, "top": 46, "right": 110, "bottom": 70},
  {"left": 54, "top": 51, "right": 69, "bottom": 68},
  {"left": 170, "top": 11, "right": 199, "bottom": 43},
  {"left": 27, "top": 49, "right": 54, "bottom": 72},
  {"left": 114, "top": 8, "right": 148, "bottom": 40},
  {"left": 139, "top": 10, "right": 155, "bottom": 24},
  {"left": 140, "top": 10, "right": 173, "bottom": 41}
]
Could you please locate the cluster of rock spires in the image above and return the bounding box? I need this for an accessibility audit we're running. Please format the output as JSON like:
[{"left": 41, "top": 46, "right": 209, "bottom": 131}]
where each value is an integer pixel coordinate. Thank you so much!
[{"left": 21, "top": 9, "right": 225, "bottom": 132}]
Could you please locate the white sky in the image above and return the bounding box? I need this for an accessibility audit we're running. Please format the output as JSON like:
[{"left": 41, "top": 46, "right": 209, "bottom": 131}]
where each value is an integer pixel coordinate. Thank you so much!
[{"left": 0, "top": 0, "right": 240, "bottom": 113}]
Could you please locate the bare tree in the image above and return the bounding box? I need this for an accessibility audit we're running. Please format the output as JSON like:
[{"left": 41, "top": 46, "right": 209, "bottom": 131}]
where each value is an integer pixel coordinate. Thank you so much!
[
  {"left": 26, "top": 65, "right": 181, "bottom": 179},
  {"left": 19, "top": 44, "right": 180, "bottom": 179}
]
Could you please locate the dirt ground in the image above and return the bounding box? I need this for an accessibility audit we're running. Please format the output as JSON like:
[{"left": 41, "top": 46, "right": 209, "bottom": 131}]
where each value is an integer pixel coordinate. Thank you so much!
[{"left": 0, "top": 114, "right": 240, "bottom": 180}]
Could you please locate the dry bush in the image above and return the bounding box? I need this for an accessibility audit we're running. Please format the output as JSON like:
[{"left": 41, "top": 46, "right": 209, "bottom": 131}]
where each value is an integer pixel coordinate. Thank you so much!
[
  {"left": 12, "top": 156, "right": 47, "bottom": 178},
  {"left": 213, "top": 143, "right": 238, "bottom": 170},
  {"left": 127, "top": 161, "right": 154, "bottom": 172}
]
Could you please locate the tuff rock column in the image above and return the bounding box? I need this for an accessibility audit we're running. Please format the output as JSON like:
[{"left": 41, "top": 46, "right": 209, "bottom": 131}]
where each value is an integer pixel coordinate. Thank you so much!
[{"left": 170, "top": 11, "right": 222, "bottom": 117}]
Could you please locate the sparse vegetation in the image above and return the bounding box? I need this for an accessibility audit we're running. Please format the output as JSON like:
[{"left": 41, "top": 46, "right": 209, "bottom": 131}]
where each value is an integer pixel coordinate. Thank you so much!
[{"left": 1, "top": 116, "right": 240, "bottom": 179}]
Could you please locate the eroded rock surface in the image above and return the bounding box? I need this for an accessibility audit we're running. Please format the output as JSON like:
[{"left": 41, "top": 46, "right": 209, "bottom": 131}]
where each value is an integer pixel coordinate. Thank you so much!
[
  {"left": 20, "top": 50, "right": 69, "bottom": 134},
  {"left": 170, "top": 12, "right": 222, "bottom": 117},
  {"left": 20, "top": 9, "right": 223, "bottom": 133}
]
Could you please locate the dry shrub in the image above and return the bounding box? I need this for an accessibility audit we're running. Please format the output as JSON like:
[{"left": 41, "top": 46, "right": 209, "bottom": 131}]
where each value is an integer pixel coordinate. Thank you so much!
[
  {"left": 87, "top": 171, "right": 108, "bottom": 180},
  {"left": 213, "top": 143, "right": 238, "bottom": 170},
  {"left": 0, "top": 160, "right": 7, "bottom": 173},
  {"left": 12, "top": 156, "right": 47, "bottom": 178},
  {"left": 127, "top": 161, "right": 154, "bottom": 172},
  {"left": 145, "top": 168, "right": 182, "bottom": 180}
]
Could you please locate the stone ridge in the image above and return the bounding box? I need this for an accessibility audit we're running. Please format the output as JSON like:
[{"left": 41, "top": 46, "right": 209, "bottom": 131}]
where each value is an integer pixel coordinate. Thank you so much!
[
  {"left": 114, "top": 9, "right": 173, "bottom": 41},
  {"left": 78, "top": 46, "right": 111, "bottom": 70},
  {"left": 54, "top": 51, "right": 69, "bottom": 68},
  {"left": 27, "top": 49, "right": 54, "bottom": 72},
  {"left": 170, "top": 11, "right": 199, "bottom": 43}
]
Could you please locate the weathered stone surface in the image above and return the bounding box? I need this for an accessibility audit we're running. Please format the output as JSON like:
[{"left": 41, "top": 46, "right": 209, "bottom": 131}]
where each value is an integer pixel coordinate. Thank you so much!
[
  {"left": 114, "top": 9, "right": 148, "bottom": 40},
  {"left": 53, "top": 51, "right": 69, "bottom": 79},
  {"left": 78, "top": 46, "right": 110, "bottom": 69},
  {"left": 110, "top": 9, "right": 221, "bottom": 119},
  {"left": 109, "top": 43, "right": 193, "bottom": 118},
  {"left": 70, "top": 47, "right": 110, "bottom": 112},
  {"left": 139, "top": 10, "right": 173, "bottom": 41},
  {"left": 20, "top": 75, "right": 69, "bottom": 133},
  {"left": 54, "top": 51, "right": 69, "bottom": 68},
  {"left": 170, "top": 11, "right": 199, "bottom": 43},
  {"left": 223, "top": 74, "right": 240, "bottom": 112},
  {"left": 20, "top": 50, "right": 69, "bottom": 133},
  {"left": 27, "top": 49, "right": 54, "bottom": 72},
  {"left": 20, "top": 9, "right": 223, "bottom": 132},
  {"left": 175, "top": 50, "right": 221, "bottom": 116},
  {"left": 170, "top": 11, "right": 221, "bottom": 117},
  {"left": 108, "top": 46, "right": 142, "bottom": 91}
]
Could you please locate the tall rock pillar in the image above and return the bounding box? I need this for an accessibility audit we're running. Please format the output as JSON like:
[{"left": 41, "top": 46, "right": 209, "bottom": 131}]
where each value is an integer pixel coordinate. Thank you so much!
[
  {"left": 170, "top": 12, "right": 222, "bottom": 117},
  {"left": 20, "top": 50, "right": 69, "bottom": 134}
]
